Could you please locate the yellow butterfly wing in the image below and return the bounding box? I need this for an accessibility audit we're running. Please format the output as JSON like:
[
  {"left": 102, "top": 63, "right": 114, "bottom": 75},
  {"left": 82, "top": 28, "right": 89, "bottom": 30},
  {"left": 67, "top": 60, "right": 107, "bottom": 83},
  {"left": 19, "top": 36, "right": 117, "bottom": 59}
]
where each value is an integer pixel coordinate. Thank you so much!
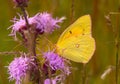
[{"left": 56, "top": 15, "right": 95, "bottom": 63}]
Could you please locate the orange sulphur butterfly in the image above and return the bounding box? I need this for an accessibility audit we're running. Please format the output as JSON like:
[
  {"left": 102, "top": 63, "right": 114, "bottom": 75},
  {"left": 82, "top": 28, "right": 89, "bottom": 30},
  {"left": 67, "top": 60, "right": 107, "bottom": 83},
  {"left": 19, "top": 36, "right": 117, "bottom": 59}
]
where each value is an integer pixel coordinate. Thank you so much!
[{"left": 56, "top": 15, "right": 95, "bottom": 63}]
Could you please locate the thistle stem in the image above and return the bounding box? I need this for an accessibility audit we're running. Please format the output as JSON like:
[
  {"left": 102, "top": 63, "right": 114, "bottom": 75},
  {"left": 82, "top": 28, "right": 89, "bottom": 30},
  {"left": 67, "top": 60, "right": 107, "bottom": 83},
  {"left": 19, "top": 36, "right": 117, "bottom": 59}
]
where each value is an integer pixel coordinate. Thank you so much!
[
  {"left": 20, "top": 6, "right": 36, "bottom": 56},
  {"left": 20, "top": 7, "right": 29, "bottom": 28},
  {"left": 19, "top": 6, "right": 39, "bottom": 84}
]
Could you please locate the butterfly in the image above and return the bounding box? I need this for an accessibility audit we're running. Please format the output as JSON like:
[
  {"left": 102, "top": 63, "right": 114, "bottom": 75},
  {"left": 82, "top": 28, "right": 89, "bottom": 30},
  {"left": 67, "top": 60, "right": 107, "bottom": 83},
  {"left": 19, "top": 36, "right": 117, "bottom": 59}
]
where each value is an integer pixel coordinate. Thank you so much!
[{"left": 56, "top": 15, "right": 95, "bottom": 63}]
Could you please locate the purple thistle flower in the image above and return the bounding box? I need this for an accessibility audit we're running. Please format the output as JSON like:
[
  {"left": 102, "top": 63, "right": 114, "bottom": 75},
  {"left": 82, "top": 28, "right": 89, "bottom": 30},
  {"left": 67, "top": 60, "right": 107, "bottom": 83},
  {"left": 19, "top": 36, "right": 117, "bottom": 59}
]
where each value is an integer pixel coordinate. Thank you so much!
[
  {"left": 7, "top": 55, "right": 34, "bottom": 84},
  {"left": 43, "top": 51, "right": 71, "bottom": 76},
  {"left": 44, "top": 74, "right": 69, "bottom": 84},
  {"left": 9, "top": 15, "right": 26, "bottom": 38},
  {"left": 32, "top": 12, "right": 65, "bottom": 33},
  {"left": 44, "top": 78, "right": 56, "bottom": 84},
  {"left": 43, "top": 51, "right": 65, "bottom": 71},
  {"left": 9, "top": 12, "right": 65, "bottom": 39},
  {"left": 13, "top": 0, "right": 29, "bottom": 7}
]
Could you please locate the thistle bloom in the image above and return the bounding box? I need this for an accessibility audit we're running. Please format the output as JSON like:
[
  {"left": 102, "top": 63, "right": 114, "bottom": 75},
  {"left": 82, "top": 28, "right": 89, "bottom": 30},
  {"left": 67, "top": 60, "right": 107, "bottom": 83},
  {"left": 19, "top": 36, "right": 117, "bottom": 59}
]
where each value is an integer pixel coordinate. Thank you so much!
[
  {"left": 9, "top": 15, "right": 26, "bottom": 38},
  {"left": 13, "top": 0, "right": 29, "bottom": 7},
  {"left": 9, "top": 12, "right": 65, "bottom": 38},
  {"left": 43, "top": 51, "right": 65, "bottom": 70},
  {"left": 32, "top": 12, "right": 65, "bottom": 33},
  {"left": 8, "top": 56, "right": 34, "bottom": 84},
  {"left": 43, "top": 51, "right": 71, "bottom": 77},
  {"left": 44, "top": 74, "right": 69, "bottom": 84},
  {"left": 44, "top": 78, "right": 56, "bottom": 84}
]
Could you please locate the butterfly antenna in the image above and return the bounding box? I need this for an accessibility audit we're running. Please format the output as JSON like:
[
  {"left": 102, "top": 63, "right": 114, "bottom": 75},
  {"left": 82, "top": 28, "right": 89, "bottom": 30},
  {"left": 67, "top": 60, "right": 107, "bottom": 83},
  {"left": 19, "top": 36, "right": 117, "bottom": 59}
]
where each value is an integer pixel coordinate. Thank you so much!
[
  {"left": 36, "top": 46, "right": 43, "bottom": 55},
  {"left": 43, "top": 36, "right": 53, "bottom": 46},
  {"left": 12, "top": 41, "right": 22, "bottom": 51}
]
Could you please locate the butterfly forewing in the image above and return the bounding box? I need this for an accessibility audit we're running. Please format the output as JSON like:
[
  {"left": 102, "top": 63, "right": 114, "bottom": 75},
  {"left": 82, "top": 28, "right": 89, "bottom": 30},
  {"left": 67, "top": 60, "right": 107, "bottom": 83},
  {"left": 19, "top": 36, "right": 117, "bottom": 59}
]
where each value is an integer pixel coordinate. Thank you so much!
[{"left": 57, "top": 15, "right": 91, "bottom": 44}]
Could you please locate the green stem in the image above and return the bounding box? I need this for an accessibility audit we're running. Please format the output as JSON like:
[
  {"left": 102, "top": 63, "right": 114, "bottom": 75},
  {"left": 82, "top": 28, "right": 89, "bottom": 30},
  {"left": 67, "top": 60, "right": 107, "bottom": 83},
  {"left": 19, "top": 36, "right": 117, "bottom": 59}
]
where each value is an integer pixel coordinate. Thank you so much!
[
  {"left": 82, "top": 64, "right": 86, "bottom": 84},
  {"left": 115, "top": 13, "right": 120, "bottom": 84},
  {"left": 115, "top": 33, "right": 119, "bottom": 84},
  {"left": 116, "top": 45, "right": 119, "bottom": 84},
  {"left": 71, "top": 0, "right": 75, "bottom": 23},
  {"left": 115, "top": 24, "right": 119, "bottom": 84}
]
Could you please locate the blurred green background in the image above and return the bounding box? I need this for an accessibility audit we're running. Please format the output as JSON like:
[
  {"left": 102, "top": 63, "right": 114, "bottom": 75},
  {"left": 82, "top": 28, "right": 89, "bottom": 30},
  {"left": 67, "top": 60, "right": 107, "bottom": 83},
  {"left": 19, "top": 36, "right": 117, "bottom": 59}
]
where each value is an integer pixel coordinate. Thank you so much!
[{"left": 0, "top": 0, "right": 120, "bottom": 84}]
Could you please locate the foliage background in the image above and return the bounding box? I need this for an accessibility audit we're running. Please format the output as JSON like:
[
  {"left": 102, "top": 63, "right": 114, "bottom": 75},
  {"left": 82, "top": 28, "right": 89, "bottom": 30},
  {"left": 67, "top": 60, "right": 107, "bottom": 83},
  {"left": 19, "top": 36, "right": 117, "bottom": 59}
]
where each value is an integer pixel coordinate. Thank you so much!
[{"left": 0, "top": 0, "right": 120, "bottom": 84}]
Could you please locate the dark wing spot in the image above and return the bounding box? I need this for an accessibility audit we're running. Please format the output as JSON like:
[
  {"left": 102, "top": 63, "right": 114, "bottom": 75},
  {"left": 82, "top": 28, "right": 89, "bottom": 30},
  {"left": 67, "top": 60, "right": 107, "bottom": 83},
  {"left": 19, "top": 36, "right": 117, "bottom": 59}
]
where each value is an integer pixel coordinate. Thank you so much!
[
  {"left": 82, "top": 29, "right": 85, "bottom": 35},
  {"left": 83, "top": 29, "right": 85, "bottom": 32},
  {"left": 69, "top": 31, "right": 72, "bottom": 34},
  {"left": 82, "top": 33, "right": 85, "bottom": 35}
]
